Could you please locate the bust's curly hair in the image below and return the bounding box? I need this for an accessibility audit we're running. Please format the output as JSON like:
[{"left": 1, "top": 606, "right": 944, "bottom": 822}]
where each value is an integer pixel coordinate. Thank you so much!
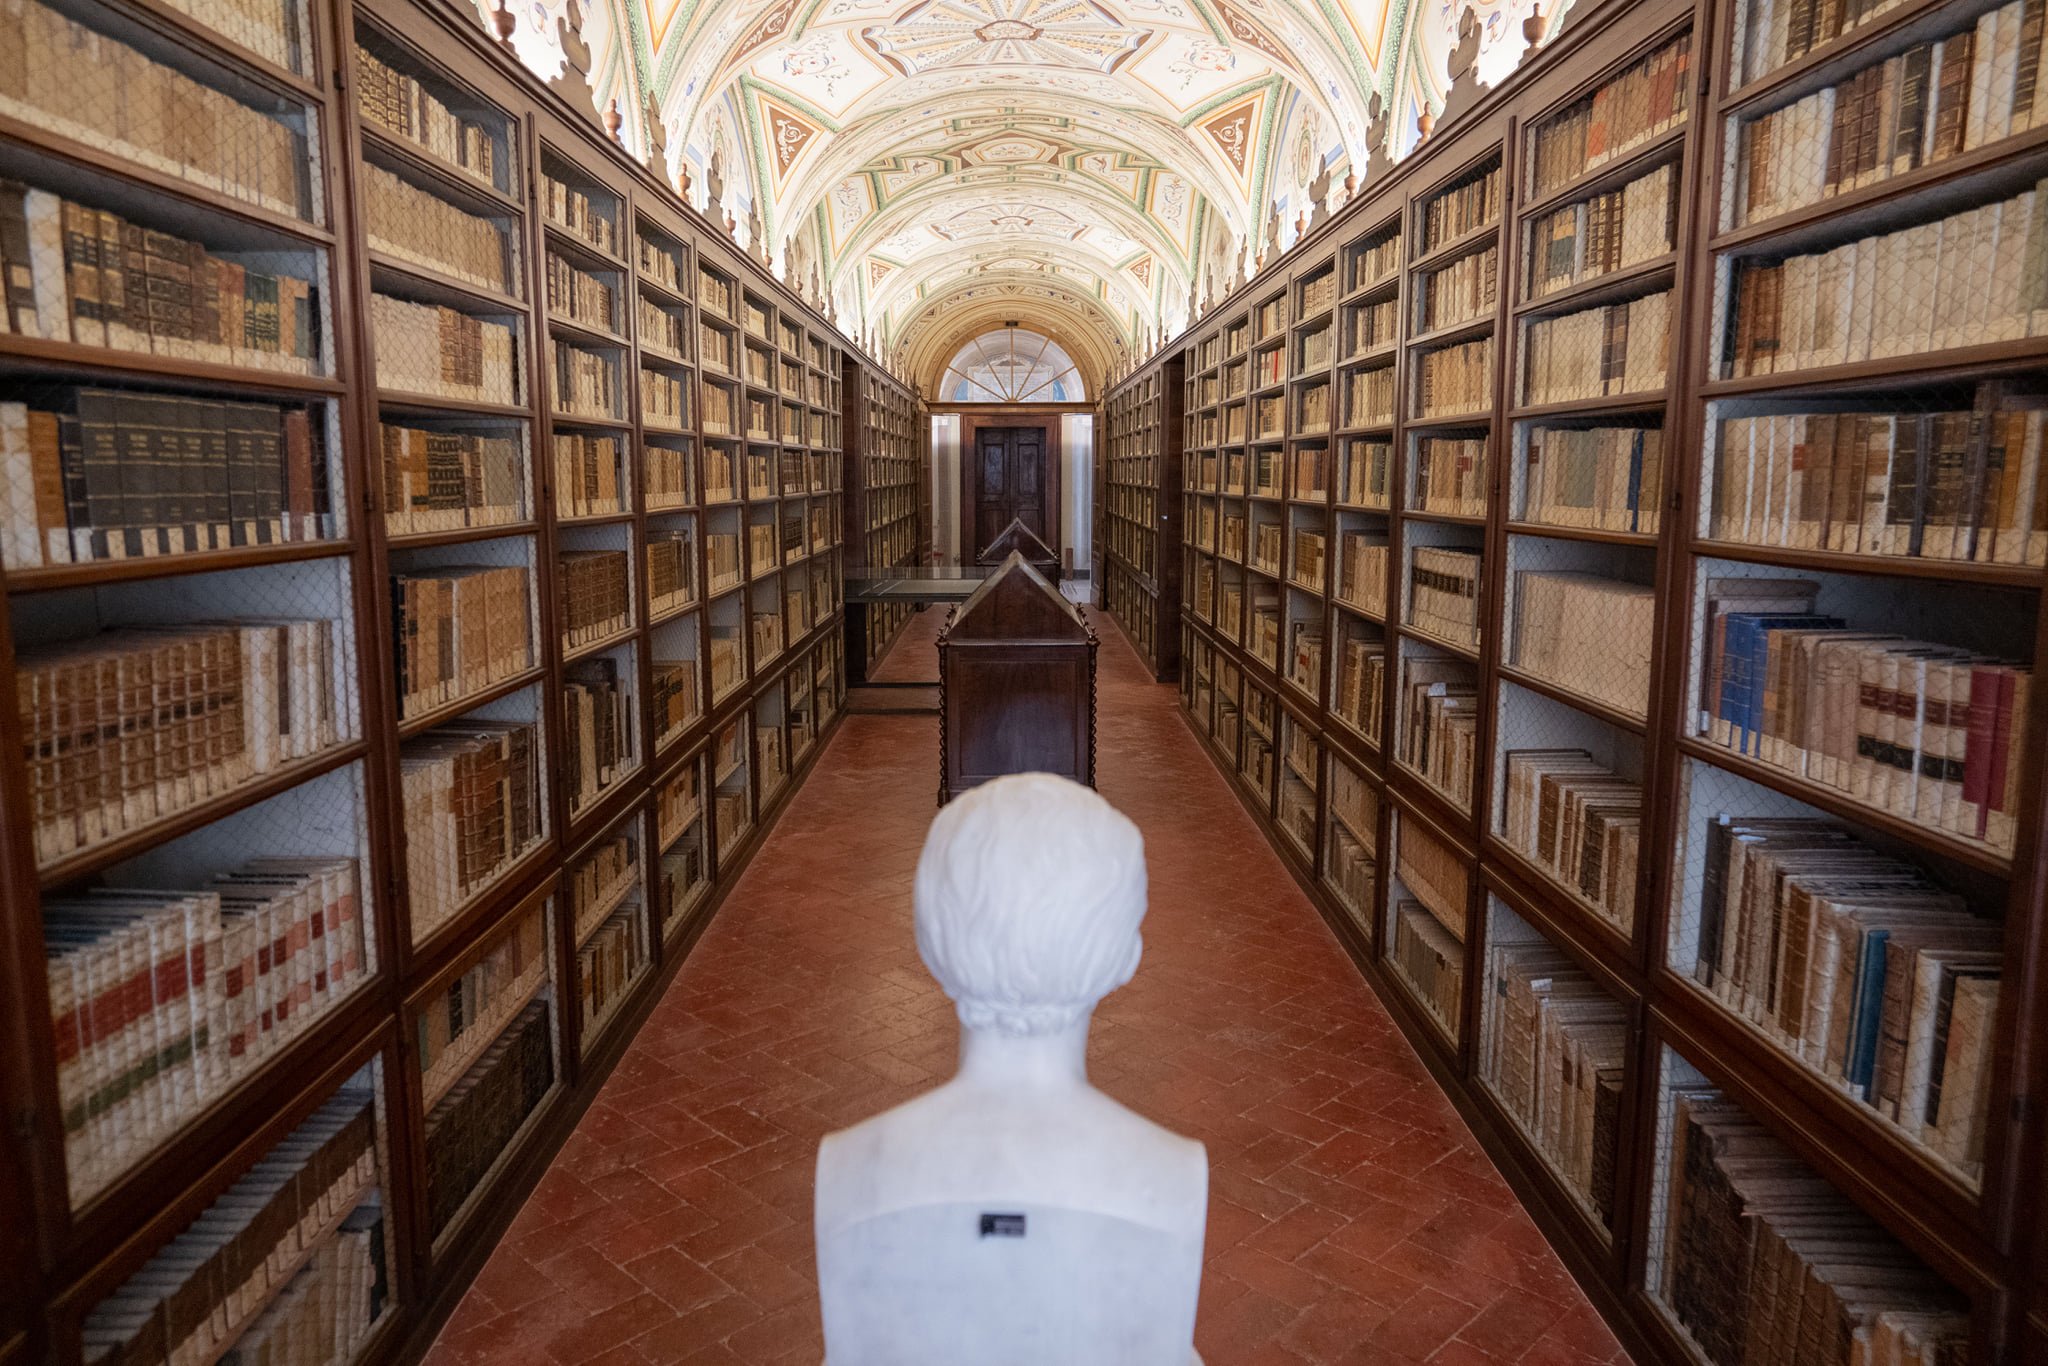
[{"left": 914, "top": 773, "right": 1147, "bottom": 1036}]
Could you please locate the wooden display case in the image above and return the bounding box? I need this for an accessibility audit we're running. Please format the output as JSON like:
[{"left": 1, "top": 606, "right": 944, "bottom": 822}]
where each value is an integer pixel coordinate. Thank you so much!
[{"left": 937, "top": 553, "right": 1099, "bottom": 803}]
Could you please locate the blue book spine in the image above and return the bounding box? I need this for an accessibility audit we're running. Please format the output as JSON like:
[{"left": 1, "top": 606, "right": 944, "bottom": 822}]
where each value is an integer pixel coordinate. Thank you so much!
[
  {"left": 1844, "top": 928, "right": 1891, "bottom": 1096},
  {"left": 1717, "top": 614, "right": 1750, "bottom": 748},
  {"left": 1625, "top": 430, "right": 1645, "bottom": 534}
]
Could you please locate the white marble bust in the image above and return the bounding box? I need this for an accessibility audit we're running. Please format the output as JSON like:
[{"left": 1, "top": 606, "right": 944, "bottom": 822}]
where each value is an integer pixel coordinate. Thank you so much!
[{"left": 815, "top": 773, "right": 1208, "bottom": 1365}]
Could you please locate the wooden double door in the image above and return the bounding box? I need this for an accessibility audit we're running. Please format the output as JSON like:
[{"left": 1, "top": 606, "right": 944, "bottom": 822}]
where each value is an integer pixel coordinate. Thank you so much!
[{"left": 971, "top": 424, "right": 1053, "bottom": 560}]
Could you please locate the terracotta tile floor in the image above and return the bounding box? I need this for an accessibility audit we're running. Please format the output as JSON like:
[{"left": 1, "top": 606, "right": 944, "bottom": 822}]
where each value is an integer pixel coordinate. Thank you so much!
[{"left": 424, "top": 607, "right": 1631, "bottom": 1366}]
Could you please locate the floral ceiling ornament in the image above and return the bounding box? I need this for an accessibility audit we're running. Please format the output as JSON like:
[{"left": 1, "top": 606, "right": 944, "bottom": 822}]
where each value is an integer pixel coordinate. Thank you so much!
[{"left": 860, "top": 0, "right": 1150, "bottom": 76}]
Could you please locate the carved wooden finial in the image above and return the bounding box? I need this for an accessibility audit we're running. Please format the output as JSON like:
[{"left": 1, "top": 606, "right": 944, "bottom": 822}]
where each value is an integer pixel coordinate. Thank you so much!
[
  {"left": 1364, "top": 91, "right": 1393, "bottom": 182},
  {"left": 489, "top": 0, "right": 517, "bottom": 50},
  {"left": 549, "top": 0, "right": 600, "bottom": 126},
  {"left": 1307, "top": 154, "right": 1334, "bottom": 230},
  {"left": 678, "top": 162, "right": 692, "bottom": 198},
  {"left": 1436, "top": 4, "right": 1489, "bottom": 126},
  {"left": 644, "top": 95, "right": 671, "bottom": 186},
  {"left": 1521, "top": 2, "right": 1547, "bottom": 60},
  {"left": 604, "top": 98, "right": 624, "bottom": 143},
  {"left": 1417, "top": 107, "right": 1436, "bottom": 142}
]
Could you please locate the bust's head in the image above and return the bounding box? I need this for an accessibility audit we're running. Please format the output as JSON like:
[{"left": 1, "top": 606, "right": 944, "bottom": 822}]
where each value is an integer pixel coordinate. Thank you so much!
[{"left": 914, "top": 774, "right": 1147, "bottom": 1037}]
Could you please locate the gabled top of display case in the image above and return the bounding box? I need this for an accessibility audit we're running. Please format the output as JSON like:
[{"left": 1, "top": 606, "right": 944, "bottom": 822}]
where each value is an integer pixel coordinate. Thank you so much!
[
  {"left": 947, "top": 552, "right": 1089, "bottom": 642},
  {"left": 976, "top": 517, "right": 1059, "bottom": 572}
]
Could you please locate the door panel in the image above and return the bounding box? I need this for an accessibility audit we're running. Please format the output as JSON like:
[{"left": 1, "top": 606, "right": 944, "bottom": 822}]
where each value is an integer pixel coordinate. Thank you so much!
[{"left": 974, "top": 425, "right": 1051, "bottom": 558}]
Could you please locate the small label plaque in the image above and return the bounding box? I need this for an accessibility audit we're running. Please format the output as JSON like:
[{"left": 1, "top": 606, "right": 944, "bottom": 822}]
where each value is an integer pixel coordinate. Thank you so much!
[{"left": 979, "top": 1212, "right": 1026, "bottom": 1238}]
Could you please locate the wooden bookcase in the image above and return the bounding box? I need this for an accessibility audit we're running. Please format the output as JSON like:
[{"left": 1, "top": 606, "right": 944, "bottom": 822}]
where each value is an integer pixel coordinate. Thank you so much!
[
  {"left": 0, "top": 0, "right": 866, "bottom": 1358},
  {"left": 1173, "top": 0, "right": 2048, "bottom": 1359},
  {"left": 841, "top": 360, "right": 924, "bottom": 674},
  {"left": 1096, "top": 357, "right": 1185, "bottom": 680}
]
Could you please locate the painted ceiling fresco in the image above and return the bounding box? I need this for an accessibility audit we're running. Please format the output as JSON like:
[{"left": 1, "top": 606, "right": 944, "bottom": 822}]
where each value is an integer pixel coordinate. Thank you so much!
[{"left": 496, "top": 0, "right": 1571, "bottom": 386}]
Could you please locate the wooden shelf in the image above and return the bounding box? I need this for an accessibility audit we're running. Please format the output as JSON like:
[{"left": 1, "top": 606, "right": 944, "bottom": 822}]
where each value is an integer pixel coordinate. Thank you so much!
[
  {"left": 36, "top": 742, "right": 370, "bottom": 890},
  {"left": 4, "top": 540, "right": 351, "bottom": 595}
]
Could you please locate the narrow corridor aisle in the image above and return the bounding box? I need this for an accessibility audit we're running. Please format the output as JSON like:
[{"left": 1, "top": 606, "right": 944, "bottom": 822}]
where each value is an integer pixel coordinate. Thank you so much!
[{"left": 424, "top": 609, "right": 1630, "bottom": 1366}]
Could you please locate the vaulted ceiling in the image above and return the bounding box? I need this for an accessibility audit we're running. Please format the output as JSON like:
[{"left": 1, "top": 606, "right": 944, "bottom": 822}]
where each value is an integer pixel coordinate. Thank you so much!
[{"left": 489, "top": 0, "right": 1571, "bottom": 390}]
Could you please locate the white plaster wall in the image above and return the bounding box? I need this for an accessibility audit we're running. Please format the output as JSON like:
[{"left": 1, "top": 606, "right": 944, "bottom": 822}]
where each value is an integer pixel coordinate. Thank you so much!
[
  {"left": 1063, "top": 414, "right": 1094, "bottom": 578},
  {"left": 931, "top": 415, "right": 961, "bottom": 564}
]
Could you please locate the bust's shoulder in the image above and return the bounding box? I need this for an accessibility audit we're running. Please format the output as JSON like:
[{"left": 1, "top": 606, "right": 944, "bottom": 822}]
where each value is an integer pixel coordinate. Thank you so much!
[{"left": 815, "top": 1084, "right": 1206, "bottom": 1238}]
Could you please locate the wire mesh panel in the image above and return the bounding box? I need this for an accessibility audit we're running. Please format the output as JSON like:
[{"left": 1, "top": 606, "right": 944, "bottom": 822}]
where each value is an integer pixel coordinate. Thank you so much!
[
  {"left": 636, "top": 273, "right": 689, "bottom": 356},
  {"left": 1493, "top": 677, "right": 1646, "bottom": 938},
  {"left": 557, "top": 531, "right": 635, "bottom": 655},
  {"left": 563, "top": 640, "right": 641, "bottom": 818},
  {"left": 1642, "top": 1044, "right": 1972, "bottom": 1366},
  {"left": 755, "top": 686, "right": 787, "bottom": 806},
  {"left": 1512, "top": 420, "right": 1663, "bottom": 534},
  {"left": 1336, "top": 436, "right": 1394, "bottom": 510},
  {"left": 1416, "top": 240, "right": 1498, "bottom": 335},
  {"left": 5, "top": 0, "right": 323, "bottom": 221},
  {"left": 1413, "top": 337, "right": 1492, "bottom": 421},
  {"left": 706, "top": 507, "right": 743, "bottom": 599},
  {"left": 553, "top": 431, "right": 627, "bottom": 521},
  {"left": 41, "top": 759, "right": 375, "bottom": 1208},
  {"left": 362, "top": 159, "right": 519, "bottom": 297},
  {"left": 1519, "top": 290, "right": 1671, "bottom": 406},
  {"left": 1711, "top": 173, "right": 2045, "bottom": 383},
  {"left": 712, "top": 716, "right": 752, "bottom": 860},
  {"left": 1411, "top": 432, "right": 1489, "bottom": 517},
  {"left": 650, "top": 614, "right": 701, "bottom": 751},
  {"left": 0, "top": 382, "right": 346, "bottom": 573},
  {"left": 12, "top": 558, "right": 363, "bottom": 872},
  {"left": 1385, "top": 809, "right": 1471, "bottom": 1045},
  {"left": 645, "top": 436, "right": 695, "bottom": 513},
  {"left": 654, "top": 753, "right": 711, "bottom": 941},
  {"left": 1323, "top": 754, "right": 1378, "bottom": 935},
  {"left": 1666, "top": 751, "right": 2007, "bottom": 1190},
  {"left": 1278, "top": 713, "right": 1320, "bottom": 862},
  {"left": 356, "top": 25, "right": 513, "bottom": 192},
  {"left": 548, "top": 344, "right": 623, "bottom": 423},
  {"left": 1724, "top": 3, "right": 2034, "bottom": 233},
  {"left": 575, "top": 893, "right": 648, "bottom": 1063},
  {"left": 1329, "top": 608, "right": 1386, "bottom": 747},
  {"left": 1700, "top": 391, "right": 2048, "bottom": 568},
  {"left": 1284, "top": 586, "right": 1325, "bottom": 699},
  {"left": 1396, "top": 643, "right": 1479, "bottom": 814},
  {"left": 709, "top": 590, "right": 745, "bottom": 704},
  {"left": 372, "top": 291, "right": 521, "bottom": 406},
  {"left": 539, "top": 154, "right": 620, "bottom": 260},
  {"left": 1404, "top": 536, "right": 1483, "bottom": 652},
  {"left": 641, "top": 365, "right": 689, "bottom": 433},
  {"left": 1504, "top": 534, "right": 1656, "bottom": 722},
  {"left": 788, "top": 663, "right": 817, "bottom": 766},
  {"left": 1240, "top": 679, "right": 1276, "bottom": 807},
  {"left": 0, "top": 131, "right": 335, "bottom": 375},
  {"left": 419, "top": 894, "right": 557, "bottom": 1242},
  {"left": 750, "top": 573, "right": 784, "bottom": 667},
  {"left": 389, "top": 535, "right": 538, "bottom": 724},
  {"left": 1684, "top": 556, "right": 2034, "bottom": 856},
  {"left": 379, "top": 417, "right": 529, "bottom": 537},
  {"left": 1524, "top": 163, "right": 1678, "bottom": 301},
  {"left": 647, "top": 517, "right": 697, "bottom": 622},
  {"left": 1246, "top": 573, "right": 1281, "bottom": 669},
  {"left": 79, "top": 1056, "right": 393, "bottom": 1364},
  {"left": 398, "top": 684, "right": 547, "bottom": 946},
  {"left": 567, "top": 812, "right": 641, "bottom": 956},
  {"left": 1478, "top": 897, "right": 1628, "bottom": 1234}
]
